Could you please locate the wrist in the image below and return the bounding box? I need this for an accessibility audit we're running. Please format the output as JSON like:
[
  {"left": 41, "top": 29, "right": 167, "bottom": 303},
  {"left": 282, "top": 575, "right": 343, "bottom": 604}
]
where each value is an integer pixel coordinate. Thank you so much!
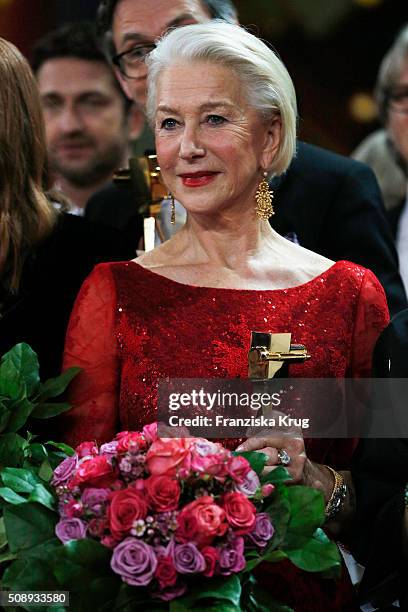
[{"left": 324, "top": 466, "right": 347, "bottom": 521}]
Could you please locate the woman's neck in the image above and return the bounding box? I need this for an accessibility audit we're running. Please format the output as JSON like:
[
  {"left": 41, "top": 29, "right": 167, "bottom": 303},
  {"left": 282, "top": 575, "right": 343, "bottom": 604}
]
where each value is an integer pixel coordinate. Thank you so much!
[{"left": 168, "top": 210, "right": 277, "bottom": 270}]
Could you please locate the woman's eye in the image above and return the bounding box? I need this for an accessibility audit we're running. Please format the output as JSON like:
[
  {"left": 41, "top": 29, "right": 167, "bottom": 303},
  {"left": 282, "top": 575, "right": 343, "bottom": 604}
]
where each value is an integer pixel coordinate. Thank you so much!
[
  {"left": 160, "top": 118, "right": 178, "bottom": 130},
  {"left": 207, "top": 114, "right": 226, "bottom": 125}
]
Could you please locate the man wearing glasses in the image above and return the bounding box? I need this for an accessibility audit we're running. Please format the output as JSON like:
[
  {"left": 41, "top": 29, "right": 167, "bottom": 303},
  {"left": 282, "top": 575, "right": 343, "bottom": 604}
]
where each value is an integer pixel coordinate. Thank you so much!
[
  {"left": 373, "top": 25, "right": 408, "bottom": 295},
  {"left": 95, "top": 0, "right": 407, "bottom": 315}
]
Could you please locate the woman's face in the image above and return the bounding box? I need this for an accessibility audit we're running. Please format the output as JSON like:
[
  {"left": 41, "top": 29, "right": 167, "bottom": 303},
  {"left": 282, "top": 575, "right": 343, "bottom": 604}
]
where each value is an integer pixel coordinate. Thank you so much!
[{"left": 154, "top": 60, "right": 281, "bottom": 217}]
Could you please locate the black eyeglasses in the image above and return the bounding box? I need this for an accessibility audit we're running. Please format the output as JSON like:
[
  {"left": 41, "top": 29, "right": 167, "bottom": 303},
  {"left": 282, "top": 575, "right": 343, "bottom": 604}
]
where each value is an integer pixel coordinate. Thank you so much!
[
  {"left": 386, "top": 86, "right": 408, "bottom": 114},
  {"left": 112, "top": 43, "right": 156, "bottom": 79}
]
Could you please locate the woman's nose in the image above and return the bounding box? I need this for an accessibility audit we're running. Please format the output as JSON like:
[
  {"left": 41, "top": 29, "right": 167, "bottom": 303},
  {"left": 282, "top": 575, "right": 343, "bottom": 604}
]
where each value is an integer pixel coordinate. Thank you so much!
[{"left": 179, "top": 125, "right": 205, "bottom": 160}]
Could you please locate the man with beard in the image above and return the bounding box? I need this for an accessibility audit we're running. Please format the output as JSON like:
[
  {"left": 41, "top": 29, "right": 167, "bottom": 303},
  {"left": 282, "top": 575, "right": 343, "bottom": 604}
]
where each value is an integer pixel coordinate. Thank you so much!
[
  {"left": 95, "top": 0, "right": 407, "bottom": 315},
  {"left": 32, "top": 21, "right": 143, "bottom": 214}
]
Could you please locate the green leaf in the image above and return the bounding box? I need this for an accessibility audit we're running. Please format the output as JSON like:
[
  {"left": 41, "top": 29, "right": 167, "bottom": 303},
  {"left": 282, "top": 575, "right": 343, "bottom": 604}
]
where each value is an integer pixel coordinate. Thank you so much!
[
  {"left": 2, "top": 539, "right": 64, "bottom": 600},
  {"left": 30, "top": 442, "right": 48, "bottom": 463},
  {"left": 3, "top": 502, "right": 57, "bottom": 553},
  {"left": 51, "top": 539, "right": 112, "bottom": 589},
  {"left": 0, "top": 550, "right": 16, "bottom": 563},
  {"left": 0, "top": 433, "right": 29, "bottom": 466},
  {"left": 113, "top": 584, "right": 153, "bottom": 611},
  {"left": 285, "top": 528, "right": 341, "bottom": 573},
  {"left": 261, "top": 466, "right": 293, "bottom": 485},
  {"left": 0, "top": 343, "right": 40, "bottom": 398},
  {"left": 263, "top": 490, "right": 291, "bottom": 549},
  {"left": 6, "top": 398, "right": 36, "bottom": 433},
  {"left": 46, "top": 441, "right": 75, "bottom": 457},
  {"left": 38, "top": 459, "right": 54, "bottom": 482},
  {"left": 31, "top": 402, "right": 72, "bottom": 419},
  {"left": 0, "top": 487, "right": 27, "bottom": 504},
  {"left": 0, "top": 516, "right": 7, "bottom": 549},
  {"left": 260, "top": 550, "right": 287, "bottom": 563},
  {"left": 28, "top": 483, "right": 56, "bottom": 511},
  {"left": 40, "top": 367, "right": 81, "bottom": 399},
  {"left": 1, "top": 467, "right": 42, "bottom": 493},
  {"left": 283, "top": 487, "right": 325, "bottom": 550},
  {"left": 175, "top": 575, "right": 242, "bottom": 610},
  {"left": 243, "top": 574, "right": 294, "bottom": 612},
  {"left": 0, "top": 404, "right": 11, "bottom": 433},
  {"left": 233, "top": 451, "right": 268, "bottom": 475}
]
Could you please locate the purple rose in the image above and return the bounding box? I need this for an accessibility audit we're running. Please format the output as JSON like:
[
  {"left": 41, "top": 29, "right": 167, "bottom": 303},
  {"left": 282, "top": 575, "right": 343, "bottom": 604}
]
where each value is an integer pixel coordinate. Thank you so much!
[
  {"left": 234, "top": 469, "right": 260, "bottom": 496},
  {"left": 172, "top": 543, "right": 205, "bottom": 574},
  {"left": 111, "top": 538, "right": 157, "bottom": 586},
  {"left": 55, "top": 518, "right": 87, "bottom": 543},
  {"left": 151, "top": 581, "right": 187, "bottom": 601},
  {"left": 247, "top": 513, "right": 274, "bottom": 549},
  {"left": 100, "top": 441, "right": 119, "bottom": 455},
  {"left": 52, "top": 455, "right": 78, "bottom": 486},
  {"left": 81, "top": 488, "right": 110, "bottom": 515},
  {"left": 218, "top": 536, "right": 245, "bottom": 575}
]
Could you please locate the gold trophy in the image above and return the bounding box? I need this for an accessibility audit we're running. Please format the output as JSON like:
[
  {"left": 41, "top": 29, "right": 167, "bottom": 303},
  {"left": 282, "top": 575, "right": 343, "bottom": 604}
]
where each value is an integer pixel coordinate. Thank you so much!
[{"left": 113, "top": 154, "right": 168, "bottom": 249}]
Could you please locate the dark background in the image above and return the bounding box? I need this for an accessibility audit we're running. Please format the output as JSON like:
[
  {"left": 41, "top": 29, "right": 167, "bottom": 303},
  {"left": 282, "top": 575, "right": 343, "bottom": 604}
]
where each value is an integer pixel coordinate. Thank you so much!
[{"left": 1, "top": 0, "right": 407, "bottom": 154}]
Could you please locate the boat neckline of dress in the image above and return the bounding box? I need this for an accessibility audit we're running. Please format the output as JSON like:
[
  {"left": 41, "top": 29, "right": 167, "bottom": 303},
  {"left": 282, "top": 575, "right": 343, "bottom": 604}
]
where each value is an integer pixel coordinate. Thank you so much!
[{"left": 125, "top": 260, "right": 348, "bottom": 293}]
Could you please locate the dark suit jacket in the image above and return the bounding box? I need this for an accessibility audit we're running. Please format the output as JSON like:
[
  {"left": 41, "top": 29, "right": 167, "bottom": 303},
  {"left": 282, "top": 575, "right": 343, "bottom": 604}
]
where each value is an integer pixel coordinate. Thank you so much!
[
  {"left": 387, "top": 199, "right": 405, "bottom": 239},
  {"left": 0, "top": 213, "right": 136, "bottom": 379},
  {"left": 86, "top": 140, "right": 407, "bottom": 316},
  {"left": 270, "top": 141, "right": 406, "bottom": 316},
  {"left": 351, "top": 309, "right": 408, "bottom": 609}
]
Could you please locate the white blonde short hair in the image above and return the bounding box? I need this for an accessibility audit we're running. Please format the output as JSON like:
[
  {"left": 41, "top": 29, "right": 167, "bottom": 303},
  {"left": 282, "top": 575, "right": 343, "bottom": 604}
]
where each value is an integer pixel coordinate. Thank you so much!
[{"left": 146, "top": 21, "right": 297, "bottom": 176}]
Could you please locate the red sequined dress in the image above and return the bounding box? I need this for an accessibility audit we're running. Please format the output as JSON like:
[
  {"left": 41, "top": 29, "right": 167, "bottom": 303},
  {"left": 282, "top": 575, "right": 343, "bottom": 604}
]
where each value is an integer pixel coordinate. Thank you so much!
[{"left": 63, "top": 259, "right": 388, "bottom": 611}]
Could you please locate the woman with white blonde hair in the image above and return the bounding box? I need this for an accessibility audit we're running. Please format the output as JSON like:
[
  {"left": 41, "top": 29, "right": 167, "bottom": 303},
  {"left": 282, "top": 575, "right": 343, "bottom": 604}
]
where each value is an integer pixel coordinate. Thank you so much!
[{"left": 63, "top": 22, "right": 388, "bottom": 609}]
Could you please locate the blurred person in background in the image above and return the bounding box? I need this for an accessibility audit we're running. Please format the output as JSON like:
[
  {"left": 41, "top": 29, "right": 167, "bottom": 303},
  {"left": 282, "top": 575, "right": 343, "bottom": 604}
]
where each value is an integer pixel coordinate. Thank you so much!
[
  {"left": 32, "top": 22, "right": 144, "bottom": 226},
  {"left": 351, "top": 308, "right": 408, "bottom": 610},
  {"left": 354, "top": 25, "right": 408, "bottom": 297},
  {"left": 0, "top": 37, "right": 135, "bottom": 378},
  {"left": 95, "top": 0, "right": 407, "bottom": 315}
]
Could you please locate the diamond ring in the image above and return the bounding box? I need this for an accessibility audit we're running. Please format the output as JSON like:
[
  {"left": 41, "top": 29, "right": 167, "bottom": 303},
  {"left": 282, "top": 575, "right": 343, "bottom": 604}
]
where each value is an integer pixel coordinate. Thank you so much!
[{"left": 277, "top": 449, "right": 291, "bottom": 466}]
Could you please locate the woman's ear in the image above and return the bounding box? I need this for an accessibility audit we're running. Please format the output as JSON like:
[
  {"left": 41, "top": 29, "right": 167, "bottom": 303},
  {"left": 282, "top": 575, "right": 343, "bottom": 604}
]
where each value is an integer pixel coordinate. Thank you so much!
[{"left": 260, "top": 114, "right": 282, "bottom": 170}]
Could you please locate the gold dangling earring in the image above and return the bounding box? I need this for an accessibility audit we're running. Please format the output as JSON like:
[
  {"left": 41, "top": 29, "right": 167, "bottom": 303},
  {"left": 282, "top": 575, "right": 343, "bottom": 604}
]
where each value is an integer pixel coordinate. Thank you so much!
[
  {"left": 166, "top": 193, "right": 176, "bottom": 224},
  {"left": 255, "top": 171, "right": 274, "bottom": 219}
]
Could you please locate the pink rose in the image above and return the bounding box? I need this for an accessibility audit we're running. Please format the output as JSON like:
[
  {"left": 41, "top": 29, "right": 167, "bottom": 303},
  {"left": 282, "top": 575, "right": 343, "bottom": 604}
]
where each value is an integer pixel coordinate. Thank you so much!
[
  {"left": 109, "top": 488, "right": 148, "bottom": 540},
  {"left": 261, "top": 484, "right": 275, "bottom": 498},
  {"left": 116, "top": 431, "right": 147, "bottom": 453},
  {"left": 190, "top": 440, "right": 230, "bottom": 481},
  {"left": 176, "top": 495, "right": 228, "bottom": 546},
  {"left": 146, "top": 438, "right": 191, "bottom": 476},
  {"left": 76, "top": 441, "right": 98, "bottom": 459},
  {"left": 142, "top": 422, "right": 158, "bottom": 444},
  {"left": 201, "top": 546, "right": 219, "bottom": 577},
  {"left": 226, "top": 456, "right": 251, "bottom": 484},
  {"left": 69, "top": 455, "right": 118, "bottom": 489},
  {"left": 145, "top": 475, "right": 181, "bottom": 512},
  {"left": 222, "top": 492, "right": 256, "bottom": 535}
]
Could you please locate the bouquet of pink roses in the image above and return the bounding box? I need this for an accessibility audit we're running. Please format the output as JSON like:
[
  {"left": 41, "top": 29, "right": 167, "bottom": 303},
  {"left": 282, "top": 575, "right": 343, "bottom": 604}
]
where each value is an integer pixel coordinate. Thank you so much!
[{"left": 53, "top": 423, "right": 277, "bottom": 601}]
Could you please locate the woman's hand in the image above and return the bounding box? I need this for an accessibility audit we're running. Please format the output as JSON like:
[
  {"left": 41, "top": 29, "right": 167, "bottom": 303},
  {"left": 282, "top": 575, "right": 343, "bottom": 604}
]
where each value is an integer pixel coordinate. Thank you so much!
[
  {"left": 235, "top": 434, "right": 334, "bottom": 503},
  {"left": 235, "top": 434, "right": 307, "bottom": 483}
]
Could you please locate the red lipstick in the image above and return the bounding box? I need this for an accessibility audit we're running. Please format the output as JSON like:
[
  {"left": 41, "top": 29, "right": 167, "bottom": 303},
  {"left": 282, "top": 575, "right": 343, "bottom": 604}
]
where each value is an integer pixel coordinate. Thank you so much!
[{"left": 179, "top": 171, "right": 218, "bottom": 187}]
